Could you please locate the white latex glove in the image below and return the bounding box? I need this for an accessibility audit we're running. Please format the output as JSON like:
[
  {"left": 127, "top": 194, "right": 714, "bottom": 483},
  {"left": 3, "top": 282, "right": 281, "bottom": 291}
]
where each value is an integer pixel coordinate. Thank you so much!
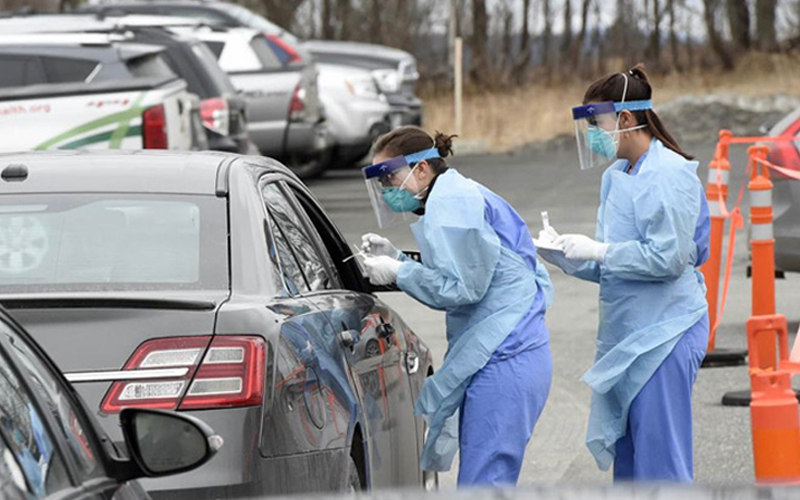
[
  {"left": 363, "top": 255, "right": 402, "bottom": 285},
  {"left": 361, "top": 233, "right": 401, "bottom": 259},
  {"left": 555, "top": 234, "right": 610, "bottom": 263}
]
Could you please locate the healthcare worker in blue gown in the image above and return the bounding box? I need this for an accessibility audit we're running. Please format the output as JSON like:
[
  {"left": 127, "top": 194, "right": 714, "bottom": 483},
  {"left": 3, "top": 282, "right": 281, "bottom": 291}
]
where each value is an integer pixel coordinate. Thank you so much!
[
  {"left": 359, "top": 126, "right": 554, "bottom": 487},
  {"left": 538, "top": 65, "right": 710, "bottom": 482}
]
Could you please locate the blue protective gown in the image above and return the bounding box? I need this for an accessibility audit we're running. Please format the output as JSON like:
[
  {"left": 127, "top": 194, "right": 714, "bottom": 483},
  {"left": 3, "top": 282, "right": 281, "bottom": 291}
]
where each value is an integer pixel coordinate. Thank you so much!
[
  {"left": 395, "top": 169, "right": 553, "bottom": 486},
  {"left": 567, "top": 139, "right": 710, "bottom": 479}
]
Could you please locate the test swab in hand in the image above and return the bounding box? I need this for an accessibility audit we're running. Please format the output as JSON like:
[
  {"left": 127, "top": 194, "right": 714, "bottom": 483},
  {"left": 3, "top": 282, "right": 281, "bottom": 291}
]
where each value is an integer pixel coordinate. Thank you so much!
[{"left": 343, "top": 243, "right": 367, "bottom": 263}]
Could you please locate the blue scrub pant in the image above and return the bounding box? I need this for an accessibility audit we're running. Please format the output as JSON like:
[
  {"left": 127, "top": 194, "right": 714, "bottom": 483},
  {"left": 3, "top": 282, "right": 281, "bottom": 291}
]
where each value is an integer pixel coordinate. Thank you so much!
[
  {"left": 613, "top": 313, "right": 709, "bottom": 483},
  {"left": 457, "top": 342, "right": 552, "bottom": 487}
]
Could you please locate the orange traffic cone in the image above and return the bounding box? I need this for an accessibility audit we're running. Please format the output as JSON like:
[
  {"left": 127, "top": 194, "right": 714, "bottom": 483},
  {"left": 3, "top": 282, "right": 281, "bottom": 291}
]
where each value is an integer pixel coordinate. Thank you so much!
[
  {"left": 750, "top": 371, "right": 800, "bottom": 484},
  {"left": 747, "top": 315, "right": 800, "bottom": 484}
]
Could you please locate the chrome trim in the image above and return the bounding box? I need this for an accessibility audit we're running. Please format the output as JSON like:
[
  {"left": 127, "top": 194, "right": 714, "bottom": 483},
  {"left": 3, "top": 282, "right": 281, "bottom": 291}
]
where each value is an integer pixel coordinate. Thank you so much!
[{"left": 64, "top": 368, "right": 189, "bottom": 383}]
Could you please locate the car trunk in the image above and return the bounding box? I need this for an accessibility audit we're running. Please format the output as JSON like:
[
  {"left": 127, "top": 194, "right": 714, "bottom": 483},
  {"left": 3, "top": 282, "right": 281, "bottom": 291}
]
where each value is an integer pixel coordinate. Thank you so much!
[{"left": 2, "top": 291, "right": 225, "bottom": 440}]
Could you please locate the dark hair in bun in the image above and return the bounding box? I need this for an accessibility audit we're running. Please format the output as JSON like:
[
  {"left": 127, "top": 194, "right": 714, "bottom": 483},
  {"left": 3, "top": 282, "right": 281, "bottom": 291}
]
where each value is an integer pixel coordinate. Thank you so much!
[{"left": 372, "top": 126, "right": 457, "bottom": 173}]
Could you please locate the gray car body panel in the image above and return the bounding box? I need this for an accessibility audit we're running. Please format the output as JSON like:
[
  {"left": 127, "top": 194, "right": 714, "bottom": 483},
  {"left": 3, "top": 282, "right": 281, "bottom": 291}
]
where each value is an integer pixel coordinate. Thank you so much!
[{"left": 0, "top": 150, "right": 432, "bottom": 497}]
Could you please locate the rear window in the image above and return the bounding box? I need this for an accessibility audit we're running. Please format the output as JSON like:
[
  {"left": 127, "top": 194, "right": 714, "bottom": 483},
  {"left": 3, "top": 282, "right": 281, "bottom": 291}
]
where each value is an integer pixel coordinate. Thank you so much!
[
  {"left": 192, "top": 43, "right": 237, "bottom": 94},
  {"left": 125, "top": 54, "right": 176, "bottom": 79},
  {"left": 41, "top": 56, "right": 99, "bottom": 84},
  {"left": 0, "top": 194, "right": 228, "bottom": 293},
  {"left": 0, "top": 55, "right": 100, "bottom": 88}
]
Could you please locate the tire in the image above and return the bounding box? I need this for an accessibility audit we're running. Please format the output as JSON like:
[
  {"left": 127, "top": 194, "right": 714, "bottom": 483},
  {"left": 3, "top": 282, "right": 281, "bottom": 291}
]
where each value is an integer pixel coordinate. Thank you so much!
[{"left": 347, "top": 456, "right": 363, "bottom": 494}]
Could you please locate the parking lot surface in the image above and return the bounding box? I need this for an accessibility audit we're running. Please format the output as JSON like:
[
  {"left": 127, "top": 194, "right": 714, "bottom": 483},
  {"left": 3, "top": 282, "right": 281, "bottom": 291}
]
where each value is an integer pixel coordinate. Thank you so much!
[{"left": 308, "top": 141, "right": 800, "bottom": 488}]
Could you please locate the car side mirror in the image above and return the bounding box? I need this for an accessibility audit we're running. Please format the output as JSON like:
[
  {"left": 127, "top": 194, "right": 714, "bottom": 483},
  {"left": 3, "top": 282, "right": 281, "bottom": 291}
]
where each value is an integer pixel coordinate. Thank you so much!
[{"left": 117, "top": 409, "right": 222, "bottom": 479}]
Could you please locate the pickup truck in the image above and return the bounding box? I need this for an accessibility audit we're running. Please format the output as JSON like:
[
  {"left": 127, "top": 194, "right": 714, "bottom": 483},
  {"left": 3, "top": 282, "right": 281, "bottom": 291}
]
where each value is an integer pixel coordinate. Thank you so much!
[{"left": 0, "top": 33, "right": 202, "bottom": 151}]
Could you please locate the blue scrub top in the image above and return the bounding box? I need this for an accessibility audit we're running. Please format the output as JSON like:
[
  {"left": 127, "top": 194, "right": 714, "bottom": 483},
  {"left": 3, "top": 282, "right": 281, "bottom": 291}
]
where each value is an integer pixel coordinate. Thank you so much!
[{"left": 475, "top": 185, "right": 549, "bottom": 361}]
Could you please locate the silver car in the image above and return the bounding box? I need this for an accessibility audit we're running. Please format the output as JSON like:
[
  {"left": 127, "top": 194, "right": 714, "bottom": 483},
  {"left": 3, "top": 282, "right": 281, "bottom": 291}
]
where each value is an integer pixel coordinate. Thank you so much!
[
  {"left": 179, "top": 25, "right": 329, "bottom": 179},
  {"left": 317, "top": 63, "right": 391, "bottom": 167},
  {"left": 304, "top": 40, "right": 423, "bottom": 128}
]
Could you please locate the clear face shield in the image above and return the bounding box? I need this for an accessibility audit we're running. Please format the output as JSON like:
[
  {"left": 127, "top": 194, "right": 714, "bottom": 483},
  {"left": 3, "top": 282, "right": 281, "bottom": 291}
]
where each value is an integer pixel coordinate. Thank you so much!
[
  {"left": 572, "top": 101, "right": 621, "bottom": 171},
  {"left": 362, "top": 147, "right": 441, "bottom": 228},
  {"left": 572, "top": 99, "right": 652, "bottom": 171}
]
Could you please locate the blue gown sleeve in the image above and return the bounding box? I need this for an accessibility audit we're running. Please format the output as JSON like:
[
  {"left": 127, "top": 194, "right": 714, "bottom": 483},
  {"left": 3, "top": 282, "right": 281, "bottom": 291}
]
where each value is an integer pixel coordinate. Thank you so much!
[
  {"left": 568, "top": 261, "right": 601, "bottom": 283},
  {"left": 396, "top": 196, "right": 501, "bottom": 309},
  {"left": 602, "top": 174, "right": 700, "bottom": 281}
]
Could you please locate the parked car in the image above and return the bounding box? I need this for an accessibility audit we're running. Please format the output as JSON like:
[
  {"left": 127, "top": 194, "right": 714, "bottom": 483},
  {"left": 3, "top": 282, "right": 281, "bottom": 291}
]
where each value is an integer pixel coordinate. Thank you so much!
[
  {"left": 79, "top": 3, "right": 330, "bottom": 178},
  {"left": 77, "top": 1, "right": 423, "bottom": 161},
  {"left": 0, "top": 33, "right": 203, "bottom": 151},
  {"left": 0, "top": 150, "right": 436, "bottom": 498},
  {"left": 177, "top": 25, "right": 329, "bottom": 178},
  {"left": 764, "top": 110, "right": 800, "bottom": 272},
  {"left": 304, "top": 40, "right": 423, "bottom": 127},
  {"left": 0, "top": 304, "right": 221, "bottom": 500},
  {"left": 316, "top": 63, "right": 391, "bottom": 167},
  {"left": 0, "top": 15, "right": 252, "bottom": 154}
]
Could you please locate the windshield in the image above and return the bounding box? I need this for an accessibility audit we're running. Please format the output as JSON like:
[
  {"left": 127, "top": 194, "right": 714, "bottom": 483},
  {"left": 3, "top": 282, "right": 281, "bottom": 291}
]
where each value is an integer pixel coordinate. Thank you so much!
[{"left": 0, "top": 194, "right": 228, "bottom": 293}]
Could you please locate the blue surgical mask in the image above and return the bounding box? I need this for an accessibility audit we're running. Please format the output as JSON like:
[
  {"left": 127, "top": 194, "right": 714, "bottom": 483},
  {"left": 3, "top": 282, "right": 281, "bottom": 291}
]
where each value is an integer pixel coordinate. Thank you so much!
[
  {"left": 381, "top": 186, "right": 421, "bottom": 212},
  {"left": 587, "top": 126, "right": 618, "bottom": 159}
]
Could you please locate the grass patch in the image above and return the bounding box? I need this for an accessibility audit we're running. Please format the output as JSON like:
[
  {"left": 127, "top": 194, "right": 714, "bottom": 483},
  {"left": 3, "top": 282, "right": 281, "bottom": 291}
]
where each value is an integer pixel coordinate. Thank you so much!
[{"left": 421, "top": 52, "right": 800, "bottom": 152}]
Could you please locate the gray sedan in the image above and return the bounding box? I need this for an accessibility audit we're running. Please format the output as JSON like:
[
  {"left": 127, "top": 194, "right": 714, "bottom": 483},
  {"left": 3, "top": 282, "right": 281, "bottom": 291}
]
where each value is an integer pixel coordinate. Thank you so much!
[{"left": 0, "top": 150, "right": 435, "bottom": 498}]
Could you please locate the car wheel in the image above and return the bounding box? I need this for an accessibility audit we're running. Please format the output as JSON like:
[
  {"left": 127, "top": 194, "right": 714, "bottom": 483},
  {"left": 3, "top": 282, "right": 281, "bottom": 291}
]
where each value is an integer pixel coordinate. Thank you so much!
[{"left": 347, "top": 455, "right": 363, "bottom": 494}]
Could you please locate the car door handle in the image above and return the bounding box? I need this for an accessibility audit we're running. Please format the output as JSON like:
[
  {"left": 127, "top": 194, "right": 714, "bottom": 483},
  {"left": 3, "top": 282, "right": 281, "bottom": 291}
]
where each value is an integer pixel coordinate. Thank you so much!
[
  {"left": 405, "top": 352, "right": 419, "bottom": 374},
  {"left": 338, "top": 330, "right": 356, "bottom": 349}
]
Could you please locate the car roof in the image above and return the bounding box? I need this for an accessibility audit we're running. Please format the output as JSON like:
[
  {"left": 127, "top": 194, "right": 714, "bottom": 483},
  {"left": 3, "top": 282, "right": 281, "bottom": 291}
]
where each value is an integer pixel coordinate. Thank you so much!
[
  {"left": 0, "top": 38, "right": 164, "bottom": 63},
  {"left": 0, "top": 150, "right": 236, "bottom": 195},
  {"left": 0, "top": 14, "right": 204, "bottom": 34},
  {"left": 0, "top": 32, "right": 129, "bottom": 46}
]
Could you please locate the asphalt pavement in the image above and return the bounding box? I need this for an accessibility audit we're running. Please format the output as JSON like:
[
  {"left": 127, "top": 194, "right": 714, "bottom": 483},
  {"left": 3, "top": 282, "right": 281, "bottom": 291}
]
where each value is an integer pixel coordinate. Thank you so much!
[{"left": 306, "top": 140, "right": 800, "bottom": 489}]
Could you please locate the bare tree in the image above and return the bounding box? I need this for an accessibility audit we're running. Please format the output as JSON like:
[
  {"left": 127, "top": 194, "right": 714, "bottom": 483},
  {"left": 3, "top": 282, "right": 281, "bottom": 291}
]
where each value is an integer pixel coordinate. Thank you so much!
[
  {"left": 368, "top": 0, "right": 381, "bottom": 44},
  {"left": 336, "top": 0, "right": 353, "bottom": 41},
  {"left": 755, "top": 0, "right": 778, "bottom": 51},
  {"left": 667, "top": 0, "right": 683, "bottom": 72},
  {"left": 561, "top": 0, "right": 573, "bottom": 60},
  {"left": 321, "top": 0, "right": 335, "bottom": 40},
  {"left": 513, "top": 0, "right": 535, "bottom": 81},
  {"left": 647, "top": 0, "right": 662, "bottom": 69},
  {"left": 727, "top": 0, "right": 751, "bottom": 51},
  {"left": 542, "top": 0, "right": 553, "bottom": 69},
  {"left": 702, "top": 0, "right": 734, "bottom": 69},
  {"left": 574, "top": 0, "right": 593, "bottom": 66},
  {"left": 257, "top": 0, "right": 305, "bottom": 31},
  {"left": 470, "top": 0, "right": 490, "bottom": 83}
]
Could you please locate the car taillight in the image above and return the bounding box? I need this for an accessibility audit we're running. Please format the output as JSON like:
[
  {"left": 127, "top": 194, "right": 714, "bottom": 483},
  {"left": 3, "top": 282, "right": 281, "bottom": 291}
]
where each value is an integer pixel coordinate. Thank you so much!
[
  {"left": 100, "top": 336, "right": 266, "bottom": 414},
  {"left": 142, "top": 104, "right": 168, "bottom": 149},
  {"left": 200, "top": 98, "right": 230, "bottom": 137},
  {"left": 265, "top": 34, "right": 302, "bottom": 64},
  {"left": 288, "top": 82, "right": 306, "bottom": 122}
]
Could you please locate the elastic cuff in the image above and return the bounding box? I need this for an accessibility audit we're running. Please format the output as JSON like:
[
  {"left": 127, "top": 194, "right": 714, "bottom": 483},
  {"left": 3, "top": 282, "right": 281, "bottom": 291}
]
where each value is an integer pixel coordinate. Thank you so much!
[{"left": 596, "top": 243, "right": 610, "bottom": 263}]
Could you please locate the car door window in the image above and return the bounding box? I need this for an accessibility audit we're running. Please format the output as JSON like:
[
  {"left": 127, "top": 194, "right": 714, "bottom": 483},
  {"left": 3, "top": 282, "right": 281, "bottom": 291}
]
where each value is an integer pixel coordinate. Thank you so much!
[
  {"left": 0, "top": 344, "right": 71, "bottom": 497},
  {"left": 261, "top": 182, "right": 333, "bottom": 293},
  {"left": 266, "top": 213, "right": 308, "bottom": 296},
  {"left": 1, "top": 324, "right": 101, "bottom": 484}
]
